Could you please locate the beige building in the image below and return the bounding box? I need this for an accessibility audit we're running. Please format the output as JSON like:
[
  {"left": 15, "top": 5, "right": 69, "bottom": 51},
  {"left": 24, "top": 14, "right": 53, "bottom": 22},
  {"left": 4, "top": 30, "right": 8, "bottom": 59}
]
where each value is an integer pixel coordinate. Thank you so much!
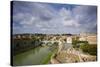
[
  {"left": 86, "top": 35, "right": 97, "bottom": 44},
  {"left": 79, "top": 33, "right": 97, "bottom": 44},
  {"left": 79, "top": 33, "right": 87, "bottom": 41},
  {"left": 67, "top": 36, "right": 72, "bottom": 43}
]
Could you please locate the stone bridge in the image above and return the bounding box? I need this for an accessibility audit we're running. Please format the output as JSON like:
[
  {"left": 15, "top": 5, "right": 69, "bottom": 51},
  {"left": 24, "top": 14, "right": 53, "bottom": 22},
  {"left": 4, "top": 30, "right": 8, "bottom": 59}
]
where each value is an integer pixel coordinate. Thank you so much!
[{"left": 42, "top": 40, "right": 63, "bottom": 53}]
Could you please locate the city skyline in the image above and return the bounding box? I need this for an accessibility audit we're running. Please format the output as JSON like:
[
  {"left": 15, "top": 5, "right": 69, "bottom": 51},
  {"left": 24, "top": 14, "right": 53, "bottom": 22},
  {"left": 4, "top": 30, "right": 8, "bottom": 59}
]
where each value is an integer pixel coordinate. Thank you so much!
[{"left": 12, "top": 1, "right": 97, "bottom": 34}]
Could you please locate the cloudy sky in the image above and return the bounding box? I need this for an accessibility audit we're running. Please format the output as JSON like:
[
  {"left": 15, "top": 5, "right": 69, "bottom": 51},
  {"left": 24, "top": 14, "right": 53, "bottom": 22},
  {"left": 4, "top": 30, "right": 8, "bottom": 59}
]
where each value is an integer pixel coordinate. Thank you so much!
[{"left": 12, "top": 1, "right": 97, "bottom": 34}]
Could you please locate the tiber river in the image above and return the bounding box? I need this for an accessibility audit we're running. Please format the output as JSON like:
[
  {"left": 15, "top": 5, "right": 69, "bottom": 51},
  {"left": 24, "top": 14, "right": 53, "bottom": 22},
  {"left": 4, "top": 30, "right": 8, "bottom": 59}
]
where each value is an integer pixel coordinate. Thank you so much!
[
  {"left": 13, "top": 46, "right": 53, "bottom": 66},
  {"left": 13, "top": 41, "right": 72, "bottom": 66}
]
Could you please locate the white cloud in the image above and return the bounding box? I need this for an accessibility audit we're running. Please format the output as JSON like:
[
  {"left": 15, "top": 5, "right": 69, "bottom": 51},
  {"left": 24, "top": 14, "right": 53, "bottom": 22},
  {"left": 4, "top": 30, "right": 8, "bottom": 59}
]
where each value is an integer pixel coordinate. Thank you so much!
[
  {"left": 57, "top": 7, "right": 80, "bottom": 27},
  {"left": 13, "top": 1, "right": 97, "bottom": 34},
  {"left": 59, "top": 8, "right": 72, "bottom": 20},
  {"left": 62, "top": 20, "right": 80, "bottom": 27},
  {"left": 72, "top": 6, "right": 97, "bottom": 33},
  {"left": 35, "top": 24, "right": 43, "bottom": 28}
]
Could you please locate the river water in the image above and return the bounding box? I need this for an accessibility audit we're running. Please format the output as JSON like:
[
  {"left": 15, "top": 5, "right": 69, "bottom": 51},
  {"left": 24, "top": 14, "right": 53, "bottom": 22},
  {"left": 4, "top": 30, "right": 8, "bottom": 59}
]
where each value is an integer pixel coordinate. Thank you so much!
[{"left": 13, "top": 46, "right": 52, "bottom": 66}]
